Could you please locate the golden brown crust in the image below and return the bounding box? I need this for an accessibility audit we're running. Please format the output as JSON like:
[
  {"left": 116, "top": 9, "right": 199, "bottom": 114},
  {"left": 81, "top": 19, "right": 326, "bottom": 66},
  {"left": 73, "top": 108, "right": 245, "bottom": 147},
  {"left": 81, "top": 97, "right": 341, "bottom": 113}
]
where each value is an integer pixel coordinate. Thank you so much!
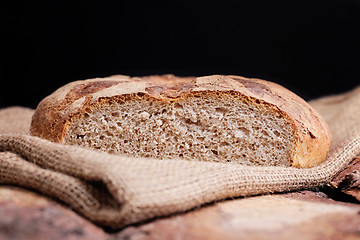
[{"left": 30, "top": 74, "right": 331, "bottom": 167}]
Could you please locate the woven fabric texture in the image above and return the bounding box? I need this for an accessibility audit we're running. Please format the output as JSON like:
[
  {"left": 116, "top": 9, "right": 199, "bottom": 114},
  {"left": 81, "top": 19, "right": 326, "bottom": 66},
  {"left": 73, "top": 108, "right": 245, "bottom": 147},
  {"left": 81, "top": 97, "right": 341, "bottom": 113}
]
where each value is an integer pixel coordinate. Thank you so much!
[{"left": 1, "top": 87, "right": 360, "bottom": 228}]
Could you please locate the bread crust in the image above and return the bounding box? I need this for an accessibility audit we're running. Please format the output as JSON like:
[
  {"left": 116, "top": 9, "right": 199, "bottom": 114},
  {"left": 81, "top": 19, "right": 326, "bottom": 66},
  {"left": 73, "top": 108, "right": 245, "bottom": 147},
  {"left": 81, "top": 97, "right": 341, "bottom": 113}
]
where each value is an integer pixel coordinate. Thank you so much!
[{"left": 30, "top": 74, "right": 331, "bottom": 167}]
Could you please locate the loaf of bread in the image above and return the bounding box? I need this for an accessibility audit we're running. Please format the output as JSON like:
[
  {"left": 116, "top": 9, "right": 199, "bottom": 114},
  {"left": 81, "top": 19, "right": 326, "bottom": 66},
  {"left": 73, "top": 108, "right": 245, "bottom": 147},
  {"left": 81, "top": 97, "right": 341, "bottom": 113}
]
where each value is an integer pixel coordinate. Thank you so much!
[{"left": 30, "top": 75, "right": 331, "bottom": 167}]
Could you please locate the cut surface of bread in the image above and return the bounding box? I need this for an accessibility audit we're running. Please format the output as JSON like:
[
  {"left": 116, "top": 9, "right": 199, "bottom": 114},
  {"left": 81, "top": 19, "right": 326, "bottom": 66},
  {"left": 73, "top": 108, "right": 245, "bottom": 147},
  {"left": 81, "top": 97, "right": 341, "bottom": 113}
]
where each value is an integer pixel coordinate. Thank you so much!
[{"left": 30, "top": 75, "right": 332, "bottom": 168}]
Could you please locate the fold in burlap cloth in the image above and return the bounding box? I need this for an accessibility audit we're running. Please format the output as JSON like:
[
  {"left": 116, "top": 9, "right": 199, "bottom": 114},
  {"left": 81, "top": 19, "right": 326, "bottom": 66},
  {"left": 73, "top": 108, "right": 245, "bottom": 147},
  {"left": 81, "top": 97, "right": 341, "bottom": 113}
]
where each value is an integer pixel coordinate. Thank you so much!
[{"left": 1, "top": 87, "right": 360, "bottom": 228}]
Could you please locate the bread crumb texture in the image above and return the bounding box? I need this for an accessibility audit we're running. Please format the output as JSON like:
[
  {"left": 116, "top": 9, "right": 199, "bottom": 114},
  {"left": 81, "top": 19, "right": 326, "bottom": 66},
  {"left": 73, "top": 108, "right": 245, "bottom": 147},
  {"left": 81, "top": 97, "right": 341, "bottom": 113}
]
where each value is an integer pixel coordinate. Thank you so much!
[{"left": 65, "top": 92, "right": 294, "bottom": 166}]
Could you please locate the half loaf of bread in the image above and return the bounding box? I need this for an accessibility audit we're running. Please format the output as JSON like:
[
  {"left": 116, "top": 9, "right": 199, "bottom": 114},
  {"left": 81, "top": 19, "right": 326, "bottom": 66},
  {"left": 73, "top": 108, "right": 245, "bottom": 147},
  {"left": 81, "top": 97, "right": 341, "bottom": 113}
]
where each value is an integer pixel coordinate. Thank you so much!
[{"left": 30, "top": 75, "right": 331, "bottom": 167}]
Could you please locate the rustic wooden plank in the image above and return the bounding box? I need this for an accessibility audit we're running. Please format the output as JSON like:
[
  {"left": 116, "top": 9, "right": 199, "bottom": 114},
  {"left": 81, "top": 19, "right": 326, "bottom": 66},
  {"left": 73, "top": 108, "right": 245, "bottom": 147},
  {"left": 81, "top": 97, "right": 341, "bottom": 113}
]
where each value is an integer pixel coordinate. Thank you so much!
[
  {"left": 113, "top": 191, "right": 360, "bottom": 240},
  {"left": 0, "top": 186, "right": 107, "bottom": 240},
  {"left": 330, "top": 157, "right": 360, "bottom": 202}
]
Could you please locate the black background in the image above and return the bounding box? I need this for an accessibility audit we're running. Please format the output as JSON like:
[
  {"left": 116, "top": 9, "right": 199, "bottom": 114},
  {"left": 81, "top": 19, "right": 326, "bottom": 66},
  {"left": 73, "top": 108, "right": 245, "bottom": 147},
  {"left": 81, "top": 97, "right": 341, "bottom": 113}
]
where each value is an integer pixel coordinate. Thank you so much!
[{"left": 1, "top": 0, "right": 360, "bottom": 109}]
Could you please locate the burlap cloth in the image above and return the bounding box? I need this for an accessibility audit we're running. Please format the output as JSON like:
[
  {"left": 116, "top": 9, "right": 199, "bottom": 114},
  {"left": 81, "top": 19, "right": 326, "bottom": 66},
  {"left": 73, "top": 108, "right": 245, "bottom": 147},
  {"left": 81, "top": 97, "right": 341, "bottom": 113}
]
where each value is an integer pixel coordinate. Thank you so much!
[{"left": 1, "top": 86, "right": 360, "bottom": 228}]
